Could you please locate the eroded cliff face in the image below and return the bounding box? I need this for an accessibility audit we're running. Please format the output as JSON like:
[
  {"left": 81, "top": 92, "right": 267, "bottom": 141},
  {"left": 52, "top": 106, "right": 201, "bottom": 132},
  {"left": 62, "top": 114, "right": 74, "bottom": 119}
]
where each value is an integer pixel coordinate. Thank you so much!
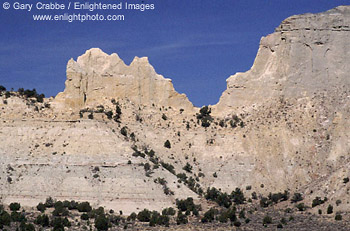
[
  {"left": 215, "top": 5, "right": 350, "bottom": 114},
  {"left": 1, "top": 6, "right": 350, "bottom": 214},
  {"left": 54, "top": 48, "right": 195, "bottom": 113}
]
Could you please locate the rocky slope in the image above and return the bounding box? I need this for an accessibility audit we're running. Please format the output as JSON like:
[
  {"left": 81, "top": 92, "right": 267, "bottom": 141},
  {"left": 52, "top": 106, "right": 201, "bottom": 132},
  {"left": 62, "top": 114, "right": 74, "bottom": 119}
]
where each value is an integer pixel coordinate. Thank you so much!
[{"left": 1, "top": 6, "right": 350, "bottom": 217}]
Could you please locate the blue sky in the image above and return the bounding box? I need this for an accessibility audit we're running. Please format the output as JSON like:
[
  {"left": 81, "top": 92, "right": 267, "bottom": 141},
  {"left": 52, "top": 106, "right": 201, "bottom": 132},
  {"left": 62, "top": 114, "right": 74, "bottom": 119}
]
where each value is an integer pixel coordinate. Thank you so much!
[{"left": 0, "top": 0, "right": 349, "bottom": 106}]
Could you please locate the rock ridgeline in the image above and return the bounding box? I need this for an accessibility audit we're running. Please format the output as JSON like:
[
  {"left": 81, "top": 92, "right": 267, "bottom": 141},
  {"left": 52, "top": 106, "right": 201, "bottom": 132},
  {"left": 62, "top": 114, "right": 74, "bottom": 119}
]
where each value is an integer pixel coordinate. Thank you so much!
[
  {"left": 54, "top": 48, "right": 195, "bottom": 112},
  {"left": 54, "top": 6, "right": 350, "bottom": 116},
  {"left": 215, "top": 5, "right": 350, "bottom": 114}
]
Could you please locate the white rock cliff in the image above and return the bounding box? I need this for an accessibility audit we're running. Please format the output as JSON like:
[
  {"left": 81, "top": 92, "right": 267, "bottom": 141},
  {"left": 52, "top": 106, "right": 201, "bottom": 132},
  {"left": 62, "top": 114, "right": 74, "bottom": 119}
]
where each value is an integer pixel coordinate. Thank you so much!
[{"left": 54, "top": 48, "right": 195, "bottom": 112}]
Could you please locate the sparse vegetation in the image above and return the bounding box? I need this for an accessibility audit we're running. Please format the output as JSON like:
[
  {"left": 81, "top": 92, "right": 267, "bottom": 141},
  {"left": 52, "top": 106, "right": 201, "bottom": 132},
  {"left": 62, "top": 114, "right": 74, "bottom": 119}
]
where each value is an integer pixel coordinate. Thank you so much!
[
  {"left": 196, "top": 106, "right": 213, "bottom": 127},
  {"left": 164, "top": 140, "right": 171, "bottom": 149},
  {"left": 312, "top": 197, "right": 327, "bottom": 207},
  {"left": 160, "top": 161, "right": 176, "bottom": 175},
  {"left": 9, "top": 203, "right": 20, "bottom": 212},
  {"left": 229, "top": 114, "right": 244, "bottom": 128},
  {"left": 205, "top": 187, "right": 245, "bottom": 208},
  {"left": 263, "top": 215, "right": 272, "bottom": 225},
  {"left": 120, "top": 126, "right": 128, "bottom": 137},
  {"left": 183, "top": 162, "right": 193, "bottom": 173},
  {"left": 335, "top": 213, "right": 342, "bottom": 221},
  {"left": 296, "top": 203, "right": 306, "bottom": 211},
  {"left": 260, "top": 191, "right": 289, "bottom": 207},
  {"left": 327, "top": 204, "right": 333, "bottom": 214},
  {"left": 291, "top": 192, "right": 303, "bottom": 203}
]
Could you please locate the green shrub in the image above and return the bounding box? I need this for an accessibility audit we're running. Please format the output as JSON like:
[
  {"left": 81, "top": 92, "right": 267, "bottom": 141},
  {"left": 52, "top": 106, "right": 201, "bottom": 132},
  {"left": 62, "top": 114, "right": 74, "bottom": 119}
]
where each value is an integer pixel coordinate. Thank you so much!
[
  {"left": 296, "top": 203, "right": 306, "bottom": 211},
  {"left": 280, "top": 217, "right": 287, "bottom": 225},
  {"left": 137, "top": 209, "right": 151, "bottom": 222},
  {"left": 224, "top": 207, "right": 237, "bottom": 222},
  {"left": 252, "top": 192, "right": 258, "bottom": 200},
  {"left": 217, "top": 212, "right": 228, "bottom": 223},
  {"left": 335, "top": 213, "right": 342, "bottom": 221},
  {"left": 162, "top": 207, "right": 176, "bottom": 216},
  {"left": 132, "top": 146, "right": 145, "bottom": 158},
  {"left": 144, "top": 163, "right": 151, "bottom": 171},
  {"left": 81, "top": 213, "right": 89, "bottom": 220},
  {"left": 67, "top": 200, "right": 78, "bottom": 210},
  {"left": 51, "top": 217, "right": 70, "bottom": 231},
  {"left": 239, "top": 209, "right": 245, "bottom": 219},
  {"left": 260, "top": 197, "right": 270, "bottom": 208},
  {"left": 109, "top": 214, "right": 122, "bottom": 225},
  {"left": 312, "top": 197, "right": 326, "bottom": 207},
  {"left": 336, "top": 200, "right": 341, "bottom": 206},
  {"left": 0, "top": 211, "right": 11, "bottom": 226},
  {"left": 77, "top": 202, "right": 92, "bottom": 213},
  {"left": 160, "top": 162, "right": 175, "bottom": 175},
  {"left": 19, "top": 221, "right": 35, "bottom": 231},
  {"left": 89, "top": 207, "right": 105, "bottom": 218},
  {"left": 113, "top": 104, "right": 122, "bottom": 122},
  {"left": 164, "top": 140, "right": 171, "bottom": 149},
  {"left": 343, "top": 177, "right": 349, "bottom": 184},
  {"left": 291, "top": 193, "right": 303, "bottom": 203},
  {"left": 10, "top": 211, "right": 25, "bottom": 222},
  {"left": 35, "top": 214, "right": 50, "bottom": 227},
  {"left": 201, "top": 208, "right": 217, "bottom": 223},
  {"left": 176, "top": 211, "right": 188, "bottom": 225},
  {"left": 52, "top": 205, "right": 69, "bottom": 217},
  {"left": 176, "top": 198, "right": 197, "bottom": 212},
  {"left": 183, "top": 163, "right": 193, "bottom": 173},
  {"left": 95, "top": 215, "right": 109, "bottom": 231},
  {"left": 205, "top": 187, "right": 232, "bottom": 208},
  {"left": 231, "top": 187, "right": 246, "bottom": 205},
  {"left": 9, "top": 202, "right": 21, "bottom": 211},
  {"left": 36, "top": 203, "right": 46, "bottom": 213},
  {"left": 196, "top": 106, "right": 213, "bottom": 127},
  {"left": 217, "top": 192, "right": 232, "bottom": 208},
  {"left": 105, "top": 111, "right": 113, "bottom": 119},
  {"left": 120, "top": 126, "right": 127, "bottom": 137},
  {"left": 149, "top": 211, "right": 169, "bottom": 227},
  {"left": 263, "top": 215, "right": 272, "bottom": 225},
  {"left": 327, "top": 204, "right": 333, "bottom": 214},
  {"left": 176, "top": 173, "right": 187, "bottom": 182},
  {"left": 233, "top": 221, "right": 241, "bottom": 227},
  {"left": 269, "top": 191, "right": 289, "bottom": 204},
  {"left": 127, "top": 212, "right": 137, "bottom": 221},
  {"left": 88, "top": 113, "right": 94, "bottom": 120},
  {"left": 44, "top": 197, "right": 55, "bottom": 208}
]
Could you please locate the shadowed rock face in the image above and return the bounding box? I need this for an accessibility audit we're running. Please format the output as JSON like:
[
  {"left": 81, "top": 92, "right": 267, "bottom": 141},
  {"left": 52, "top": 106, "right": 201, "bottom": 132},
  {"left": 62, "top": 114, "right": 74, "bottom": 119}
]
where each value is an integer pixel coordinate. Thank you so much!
[
  {"left": 215, "top": 5, "right": 350, "bottom": 115},
  {"left": 54, "top": 48, "right": 195, "bottom": 112}
]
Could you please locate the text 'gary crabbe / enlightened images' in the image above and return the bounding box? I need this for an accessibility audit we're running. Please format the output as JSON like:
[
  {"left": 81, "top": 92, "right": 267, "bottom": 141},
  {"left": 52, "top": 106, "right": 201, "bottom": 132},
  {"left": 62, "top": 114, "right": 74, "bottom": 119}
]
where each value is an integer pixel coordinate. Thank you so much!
[{"left": 10, "top": 2, "right": 155, "bottom": 12}]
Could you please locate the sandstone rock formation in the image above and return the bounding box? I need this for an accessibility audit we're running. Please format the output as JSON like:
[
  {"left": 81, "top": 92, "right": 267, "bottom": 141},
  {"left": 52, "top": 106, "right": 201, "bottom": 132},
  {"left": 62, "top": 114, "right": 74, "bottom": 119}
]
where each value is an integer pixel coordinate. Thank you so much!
[
  {"left": 1, "top": 6, "right": 350, "bottom": 215},
  {"left": 54, "top": 48, "right": 195, "bottom": 113},
  {"left": 215, "top": 5, "right": 350, "bottom": 114}
]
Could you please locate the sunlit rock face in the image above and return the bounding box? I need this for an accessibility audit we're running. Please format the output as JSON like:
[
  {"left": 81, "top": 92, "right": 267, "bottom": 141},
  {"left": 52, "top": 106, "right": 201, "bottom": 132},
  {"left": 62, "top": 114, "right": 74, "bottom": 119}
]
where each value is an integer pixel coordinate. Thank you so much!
[
  {"left": 215, "top": 6, "right": 350, "bottom": 114},
  {"left": 54, "top": 48, "right": 195, "bottom": 112}
]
